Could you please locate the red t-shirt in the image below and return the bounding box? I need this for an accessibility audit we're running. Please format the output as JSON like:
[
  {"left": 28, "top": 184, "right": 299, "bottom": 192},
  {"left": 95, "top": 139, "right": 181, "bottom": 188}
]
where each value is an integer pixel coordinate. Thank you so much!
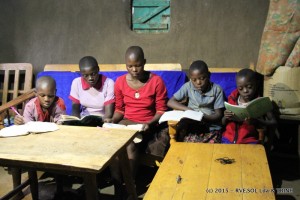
[{"left": 114, "top": 73, "right": 167, "bottom": 123}]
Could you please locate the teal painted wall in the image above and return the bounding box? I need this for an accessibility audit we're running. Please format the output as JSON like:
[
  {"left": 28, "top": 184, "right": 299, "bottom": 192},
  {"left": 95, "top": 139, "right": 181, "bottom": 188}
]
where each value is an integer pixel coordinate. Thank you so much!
[{"left": 0, "top": 0, "right": 269, "bottom": 74}]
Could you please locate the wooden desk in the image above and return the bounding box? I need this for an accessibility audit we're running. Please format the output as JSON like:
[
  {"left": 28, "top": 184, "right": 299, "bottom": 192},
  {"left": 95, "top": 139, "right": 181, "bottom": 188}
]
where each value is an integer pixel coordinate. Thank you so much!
[
  {"left": 144, "top": 143, "right": 275, "bottom": 200},
  {"left": 0, "top": 125, "right": 138, "bottom": 200}
]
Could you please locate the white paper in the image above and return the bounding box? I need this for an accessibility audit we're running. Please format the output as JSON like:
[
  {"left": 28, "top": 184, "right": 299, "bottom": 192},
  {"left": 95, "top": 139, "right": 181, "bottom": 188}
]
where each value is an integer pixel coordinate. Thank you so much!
[
  {"left": 102, "top": 123, "right": 143, "bottom": 143},
  {"left": 102, "top": 123, "right": 143, "bottom": 131},
  {"left": 0, "top": 122, "right": 59, "bottom": 137},
  {"left": 159, "top": 110, "right": 203, "bottom": 124}
]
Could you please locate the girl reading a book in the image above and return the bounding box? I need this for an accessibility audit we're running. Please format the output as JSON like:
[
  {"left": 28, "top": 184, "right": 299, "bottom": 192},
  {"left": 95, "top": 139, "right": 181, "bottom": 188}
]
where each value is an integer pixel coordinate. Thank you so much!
[
  {"left": 105, "top": 46, "right": 169, "bottom": 199},
  {"left": 69, "top": 56, "right": 115, "bottom": 122},
  {"left": 222, "top": 68, "right": 277, "bottom": 144},
  {"left": 167, "top": 60, "right": 225, "bottom": 143}
]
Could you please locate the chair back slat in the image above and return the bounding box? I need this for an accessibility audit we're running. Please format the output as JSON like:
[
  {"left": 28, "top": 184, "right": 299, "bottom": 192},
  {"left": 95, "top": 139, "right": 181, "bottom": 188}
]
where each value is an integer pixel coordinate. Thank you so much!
[
  {"left": 0, "top": 63, "right": 33, "bottom": 129},
  {"left": 13, "top": 70, "right": 20, "bottom": 98}
]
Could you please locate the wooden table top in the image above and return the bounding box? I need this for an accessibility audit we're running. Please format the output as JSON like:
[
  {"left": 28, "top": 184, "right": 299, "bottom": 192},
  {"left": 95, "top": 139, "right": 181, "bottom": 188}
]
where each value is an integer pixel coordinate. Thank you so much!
[
  {"left": 144, "top": 143, "right": 275, "bottom": 200},
  {"left": 0, "top": 125, "right": 137, "bottom": 173}
]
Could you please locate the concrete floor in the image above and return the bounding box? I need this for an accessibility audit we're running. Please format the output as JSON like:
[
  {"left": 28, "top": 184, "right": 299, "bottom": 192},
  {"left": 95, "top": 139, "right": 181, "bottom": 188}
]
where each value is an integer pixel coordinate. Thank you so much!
[{"left": 0, "top": 165, "right": 157, "bottom": 200}]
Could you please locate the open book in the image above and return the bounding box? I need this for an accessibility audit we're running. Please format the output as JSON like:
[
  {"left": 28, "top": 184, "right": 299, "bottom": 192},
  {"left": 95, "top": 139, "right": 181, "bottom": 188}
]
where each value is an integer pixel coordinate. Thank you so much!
[
  {"left": 224, "top": 97, "right": 273, "bottom": 120},
  {"left": 60, "top": 114, "right": 103, "bottom": 127},
  {"left": 102, "top": 123, "right": 143, "bottom": 143},
  {"left": 0, "top": 122, "right": 59, "bottom": 137},
  {"left": 158, "top": 110, "right": 204, "bottom": 124}
]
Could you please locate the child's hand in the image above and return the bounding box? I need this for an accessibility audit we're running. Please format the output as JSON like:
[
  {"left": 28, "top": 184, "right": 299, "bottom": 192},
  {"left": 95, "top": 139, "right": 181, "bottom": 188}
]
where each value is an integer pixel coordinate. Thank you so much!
[
  {"left": 224, "top": 110, "right": 235, "bottom": 120},
  {"left": 103, "top": 118, "right": 113, "bottom": 123},
  {"left": 14, "top": 115, "right": 25, "bottom": 125},
  {"left": 142, "top": 123, "right": 150, "bottom": 132}
]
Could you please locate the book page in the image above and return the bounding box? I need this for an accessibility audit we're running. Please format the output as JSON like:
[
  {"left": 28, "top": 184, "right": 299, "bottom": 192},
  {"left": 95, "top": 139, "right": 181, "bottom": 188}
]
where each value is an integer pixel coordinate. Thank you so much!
[
  {"left": 0, "top": 125, "right": 29, "bottom": 137},
  {"left": 102, "top": 123, "right": 143, "bottom": 143},
  {"left": 0, "top": 122, "right": 59, "bottom": 137},
  {"left": 224, "top": 102, "right": 249, "bottom": 120},
  {"left": 25, "top": 122, "right": 59, "bottom": 133},
  {"left": 158, "top": 110, "right": 184, "bottom": 124},
  {"left": 181, "top": 110, "right": 204, "bottom": 121},
  {"left": 102, "top": 123, "right": 126, "bottom": 129},
  {"left": 60, "top": 115, "right": 80, "bottom": 121},
  {"left": 246, "top": 97, "right": 273, "bottom": 118},
  {"left": 102, "top": 123, "right": 143, "bottom": 131},
  {"left": 125, "top": 124, "right": 143, "bottom": 131}
]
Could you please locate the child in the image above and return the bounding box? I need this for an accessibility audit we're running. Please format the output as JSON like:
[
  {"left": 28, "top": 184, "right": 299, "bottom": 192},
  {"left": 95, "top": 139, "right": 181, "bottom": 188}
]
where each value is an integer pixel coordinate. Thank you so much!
[
  {"left": 105, "top": 46, "right": 169, "bottom": 199},
  {"left": 14, "top": 76, "right": 66, "bottom": 124},
  {"left": 222, "top": 68, "right": 276, "bottom": 144},
  {"left": 13, "top": 76, "right": 66, "bottom": 199},
  {"left": 167, "top": 60, "right": 225, "bottom": 143},
  {"left": 69, "top": 56, "right": 115, "bottom": 121}
]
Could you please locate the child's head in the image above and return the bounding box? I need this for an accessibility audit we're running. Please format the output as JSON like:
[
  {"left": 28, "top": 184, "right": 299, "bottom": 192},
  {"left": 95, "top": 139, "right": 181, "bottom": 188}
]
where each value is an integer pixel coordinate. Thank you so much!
[
  {"left": 35, "top": 76, "right": 57, "bottom": 109},
  {"left": 79, "top": 56, "right": 100, "bottom": 87},
  {"left": 236, "top": 68, "right": 258, "bottom": 102},
  {"left": 189, "top": 60, "right": 211, "bottom": 93},
  {"left": 125, "top": 46, "right": 146, "bottom": 78}
]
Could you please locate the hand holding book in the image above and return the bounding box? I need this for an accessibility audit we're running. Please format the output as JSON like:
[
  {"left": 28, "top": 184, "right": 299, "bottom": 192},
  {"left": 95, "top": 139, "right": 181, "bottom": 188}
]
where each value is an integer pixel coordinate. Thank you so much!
[{"left": 224, "top": 97, "right": 273, "bottom": 121}]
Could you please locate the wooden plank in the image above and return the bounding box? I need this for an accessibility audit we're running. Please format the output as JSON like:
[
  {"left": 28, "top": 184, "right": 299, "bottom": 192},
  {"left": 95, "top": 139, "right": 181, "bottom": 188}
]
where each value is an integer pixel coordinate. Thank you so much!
[
  {"left": 133, "top": 23, "right": 168, "bottom": 30},
  {"left": 44, "top": 63, "right": 182, "bottom": 72},
  {"left": 143, "top": 143, "right": 189, "bottom": 200},
  {"left": 240, "top": 145, "right": 275, "bottom": 200},
  {"left": 0, "top": 89, "right": 35, "bottom": 113},
  {"left": 0, "top": 125, "right": 137, "bottom": 172},
  {"left": 133, "top": 0, "right": 170, "bottom": 7},
  {"left": 2, "top": 70, "right": 9, "bottom": 104},
  {"left": 172, "top": 143, "right": 214, "bottom": 200},
  {"left": 144, "top": 144, "right": 274, "bottom": 200},
  {"left": 133, "top": 6, "right": 169, "bottom": 23},
  {"left": 209, "top": 68, "right": 243, "bottom": 73},
  {"left": 13, "top": 70, "right": 20, "bottom": 99},
  {"left": 206, "top": 144, "right": 242, "bottom": 200}
]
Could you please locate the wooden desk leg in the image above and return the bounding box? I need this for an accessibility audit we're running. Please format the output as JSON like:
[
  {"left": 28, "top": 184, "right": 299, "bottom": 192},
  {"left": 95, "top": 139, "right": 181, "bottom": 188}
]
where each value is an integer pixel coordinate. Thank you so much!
[
  {"left": 83, "top": 173, "right": 99, "bottom": 200},
  {"left": 168, "top": 121, "right": 177, "bottom": 144},
  {"left": 119, "top": 150, "right": 138, "bottom": 200},
  {"left": 28, "top": 170, "right": 38, "bottom": 200}
]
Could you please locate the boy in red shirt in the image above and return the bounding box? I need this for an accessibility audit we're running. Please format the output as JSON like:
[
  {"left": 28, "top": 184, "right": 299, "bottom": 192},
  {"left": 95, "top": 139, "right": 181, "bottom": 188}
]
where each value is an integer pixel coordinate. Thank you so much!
[{"left": 222, "top": 69, "right": 276, "bottom": 144}]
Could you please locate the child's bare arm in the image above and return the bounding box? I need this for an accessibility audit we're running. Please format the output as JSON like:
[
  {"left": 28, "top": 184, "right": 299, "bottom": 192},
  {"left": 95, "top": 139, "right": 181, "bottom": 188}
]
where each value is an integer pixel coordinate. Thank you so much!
[
  {"left": 256, "top": 111, "right": 277, "bottom": 126},
  {"left": 71, "top": 103, "right": 81, "bottom": 118},
  {"left": 203, "top": 108, "right": 223, "bottom": 122},
  {"left": 167, "top": 96, "right": 191, "bottom": 111}
]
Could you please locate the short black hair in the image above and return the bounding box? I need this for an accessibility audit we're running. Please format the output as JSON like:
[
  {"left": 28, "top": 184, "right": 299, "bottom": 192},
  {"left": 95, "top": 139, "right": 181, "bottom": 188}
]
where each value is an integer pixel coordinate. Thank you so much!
[
  {"left": 79, "top": 56, "right": 99, "bottom": 70},
  {"left": 125, "top": 46, "right": 145, "bottom": 60},
  {"left": 236, "top": 68, "right": 257, "bottom": 82},
  {"left": 36, "top": 76, "right": 56, "bottom": 90},
  {"left": 189, "top": 60, "right": 210, "bottom": 76}
]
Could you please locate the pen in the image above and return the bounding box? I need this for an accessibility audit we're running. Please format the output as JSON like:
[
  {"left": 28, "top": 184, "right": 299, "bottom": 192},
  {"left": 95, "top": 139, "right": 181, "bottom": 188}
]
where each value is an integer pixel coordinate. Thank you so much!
[{"left": 10, "top": 106, "right": 21, "bottom": 116}]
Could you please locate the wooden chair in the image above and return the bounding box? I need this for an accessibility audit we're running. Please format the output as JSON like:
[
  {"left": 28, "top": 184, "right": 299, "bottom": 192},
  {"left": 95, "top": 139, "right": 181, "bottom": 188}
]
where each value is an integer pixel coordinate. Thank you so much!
[
  {"left": 0, "top": 63, "right": 37, "bottom": 200},
  {"left": 0, "top": 63, "right": 35, "bottom": 129}
]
